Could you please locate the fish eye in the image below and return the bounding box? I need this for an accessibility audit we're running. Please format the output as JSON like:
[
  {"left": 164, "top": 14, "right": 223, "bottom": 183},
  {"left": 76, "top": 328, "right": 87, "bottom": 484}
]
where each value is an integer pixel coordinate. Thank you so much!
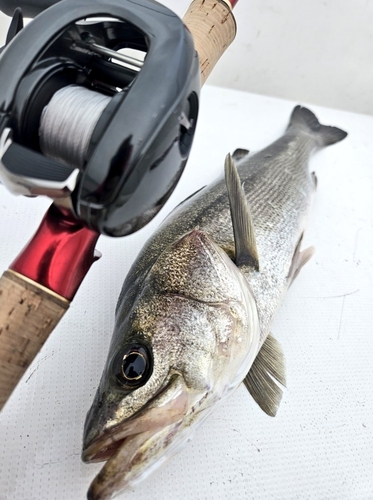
[{"left": 114, "top": 344, "right": 152, "bottom": 389}]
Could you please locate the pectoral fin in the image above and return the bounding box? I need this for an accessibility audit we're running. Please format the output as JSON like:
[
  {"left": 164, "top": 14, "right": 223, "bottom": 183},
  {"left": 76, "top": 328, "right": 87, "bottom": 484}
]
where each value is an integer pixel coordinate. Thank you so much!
[
  {"left": 224, "top": 154, "right": 259, "bottom": 270},
  {"left": 243, "top": 334, "right": 286, "bottom": 417}
]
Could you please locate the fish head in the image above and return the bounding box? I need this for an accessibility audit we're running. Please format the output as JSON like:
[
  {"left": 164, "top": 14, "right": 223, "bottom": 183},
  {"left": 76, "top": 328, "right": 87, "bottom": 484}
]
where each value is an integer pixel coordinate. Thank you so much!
[{"left": 82, "top": 229, "right": 260, "bottom": 500}]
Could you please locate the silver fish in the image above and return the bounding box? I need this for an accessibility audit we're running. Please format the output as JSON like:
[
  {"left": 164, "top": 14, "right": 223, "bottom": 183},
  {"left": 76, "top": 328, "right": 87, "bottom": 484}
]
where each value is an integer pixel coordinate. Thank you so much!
[{"left": 82, "top": 106, "right": 347, "bottom": 500}]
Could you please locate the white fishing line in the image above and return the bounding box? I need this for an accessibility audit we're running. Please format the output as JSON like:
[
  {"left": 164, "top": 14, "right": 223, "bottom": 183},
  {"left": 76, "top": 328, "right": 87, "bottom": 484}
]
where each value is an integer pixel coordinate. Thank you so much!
[{"left": 39, "top": 85, "right": 111, "bottom": 168}]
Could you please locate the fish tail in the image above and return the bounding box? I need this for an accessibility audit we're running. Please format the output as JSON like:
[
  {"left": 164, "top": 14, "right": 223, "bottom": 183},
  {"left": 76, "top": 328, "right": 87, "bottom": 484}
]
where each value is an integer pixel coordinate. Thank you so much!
[{"left": 288, "top": 105, "right": 347, "bottom": 146}]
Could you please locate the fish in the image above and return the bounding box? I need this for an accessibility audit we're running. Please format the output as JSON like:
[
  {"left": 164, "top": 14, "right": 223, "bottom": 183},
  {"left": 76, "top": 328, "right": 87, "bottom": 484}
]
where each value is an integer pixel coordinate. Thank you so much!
[{"left": 82, "top": 106, "right": 347, "bottom": 500}]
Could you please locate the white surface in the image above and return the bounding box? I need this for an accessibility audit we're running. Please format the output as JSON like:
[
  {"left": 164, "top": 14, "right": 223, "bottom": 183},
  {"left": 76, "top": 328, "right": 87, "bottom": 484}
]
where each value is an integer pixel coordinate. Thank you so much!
[
  {"left": 0, "top": 86, "right": 372, "bottom": 499},
  {"left": 2, "top": 0, "right": 373, "bottom": 115}
]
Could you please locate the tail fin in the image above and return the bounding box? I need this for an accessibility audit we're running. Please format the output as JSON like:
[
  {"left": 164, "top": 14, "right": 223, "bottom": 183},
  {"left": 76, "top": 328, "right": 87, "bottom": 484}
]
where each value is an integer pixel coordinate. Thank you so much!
[{"left": 288, "top": 105, "right": 347, "bottom": 147}]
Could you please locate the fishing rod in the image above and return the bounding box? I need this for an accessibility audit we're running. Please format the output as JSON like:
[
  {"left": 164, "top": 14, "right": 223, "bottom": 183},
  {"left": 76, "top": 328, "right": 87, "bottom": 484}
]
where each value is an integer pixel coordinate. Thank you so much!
[{"left": 0, "top": 0, "right": 238, "bottom": 410}]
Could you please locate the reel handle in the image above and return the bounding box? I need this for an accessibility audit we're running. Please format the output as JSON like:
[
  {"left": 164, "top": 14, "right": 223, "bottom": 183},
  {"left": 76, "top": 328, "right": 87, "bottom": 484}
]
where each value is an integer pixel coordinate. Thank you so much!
[
  {"left": 0, "top": 270, "right": 69, "bottom": 411},
  {"left": 0, "top": 0, "right": 60, "bottom": 17}
]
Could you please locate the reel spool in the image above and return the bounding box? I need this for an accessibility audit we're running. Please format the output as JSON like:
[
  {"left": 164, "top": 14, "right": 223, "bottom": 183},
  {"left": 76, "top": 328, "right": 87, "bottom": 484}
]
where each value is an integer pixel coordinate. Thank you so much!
[
  {"left": 0, "top": 0, "right": 200, "bottom": 236},
  {"left": 39, "top": 85, "right": 112, "bottom": 169}
]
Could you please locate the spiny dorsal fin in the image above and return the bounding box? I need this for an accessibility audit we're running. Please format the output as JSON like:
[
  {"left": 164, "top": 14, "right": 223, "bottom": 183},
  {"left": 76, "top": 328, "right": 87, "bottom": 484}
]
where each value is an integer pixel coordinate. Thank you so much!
[
  {"left": 243, "top": 334, "right": 286, "bottom": 417},
  {"left": 224, "top": 154, "right": 259, "bottom": 270},
  {"left": 232, "top": 148, "right": 250, "bottom": 161},
  {"left": 288, "top": 233, "right": 315, "bottom": 286},
  {"left": 163, "top": 185, "right": 207, "bottom": 223}
]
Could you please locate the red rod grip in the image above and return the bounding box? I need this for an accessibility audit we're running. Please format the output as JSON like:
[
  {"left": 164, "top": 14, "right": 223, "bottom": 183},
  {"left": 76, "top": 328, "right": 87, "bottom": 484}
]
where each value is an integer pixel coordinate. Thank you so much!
[{"left": 11, "top": 204, "right": 100, "bottom": 300}]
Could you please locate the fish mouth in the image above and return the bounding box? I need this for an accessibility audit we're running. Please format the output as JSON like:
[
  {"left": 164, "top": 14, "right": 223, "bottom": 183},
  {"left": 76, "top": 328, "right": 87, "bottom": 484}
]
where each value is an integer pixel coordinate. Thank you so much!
[
  {"left": 82, "top": 375, "right": 189, "bottom": 500},
  {"left": 82, "top": 436, "right": 128, "bottom": 464}
]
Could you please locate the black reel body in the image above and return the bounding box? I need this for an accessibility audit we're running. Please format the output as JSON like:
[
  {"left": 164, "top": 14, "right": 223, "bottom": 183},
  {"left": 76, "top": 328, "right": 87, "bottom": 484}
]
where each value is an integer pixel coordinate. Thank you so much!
[{"left": 0, "top": 0, "right": 200, "bottom": 236}]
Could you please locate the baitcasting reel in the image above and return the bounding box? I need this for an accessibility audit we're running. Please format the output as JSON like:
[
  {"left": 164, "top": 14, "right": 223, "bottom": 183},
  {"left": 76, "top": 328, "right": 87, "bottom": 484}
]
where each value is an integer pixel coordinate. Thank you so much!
[
  {"left": 0, "top": 0, "right": 237, "bottom": 411},
  {"left": 0, "top": 0, "right": 200, "bottom": 236}
]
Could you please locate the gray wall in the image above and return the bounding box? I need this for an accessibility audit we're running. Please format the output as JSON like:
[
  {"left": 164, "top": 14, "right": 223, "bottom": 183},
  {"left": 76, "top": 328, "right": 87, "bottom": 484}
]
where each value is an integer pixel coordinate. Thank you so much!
[{"left": 0, "top": 0, "right": 371, "bottom": 115}]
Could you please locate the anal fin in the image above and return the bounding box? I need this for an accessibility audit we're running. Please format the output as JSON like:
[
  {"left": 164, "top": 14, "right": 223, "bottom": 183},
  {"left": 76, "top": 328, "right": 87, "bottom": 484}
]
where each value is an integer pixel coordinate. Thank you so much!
[
  {"left": 288, "top": 234, "right": 315, "bottom": 286},
  {"left": 243, "top": 334, "right": 286, "bottom": 417},
  {"left": 224, "top": 154, "right": 259, "bottom": 270}
]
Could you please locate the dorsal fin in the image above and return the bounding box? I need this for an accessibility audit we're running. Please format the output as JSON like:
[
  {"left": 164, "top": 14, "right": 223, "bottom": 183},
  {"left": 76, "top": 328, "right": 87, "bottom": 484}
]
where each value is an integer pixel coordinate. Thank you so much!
[
  {"left": 224, "top": 154, "right": 259, "bottom": 270},
  {"left": 243, "top": 334, "right": 286, "bottom": 417},
  {"left": 232, "top": 148, "right": 250, "bottom": 161},
  {"left": 162, "top": 185, "right": 206, "bottom": 223}
]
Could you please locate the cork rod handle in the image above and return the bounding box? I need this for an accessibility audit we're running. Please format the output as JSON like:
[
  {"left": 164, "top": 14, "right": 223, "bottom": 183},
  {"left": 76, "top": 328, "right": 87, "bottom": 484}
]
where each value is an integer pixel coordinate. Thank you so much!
[
  {"left": 0, "top": 270, "right": 69, "bottom": 410},
  {"left": 183, "top": 0, "right": 237, "bottom": 86}
]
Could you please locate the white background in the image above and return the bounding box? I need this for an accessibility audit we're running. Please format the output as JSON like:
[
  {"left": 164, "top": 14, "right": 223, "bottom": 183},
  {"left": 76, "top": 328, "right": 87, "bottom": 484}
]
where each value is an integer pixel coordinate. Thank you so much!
[
  {"left": 2, "top": 0, "right": 372, "bottom": 115},
  {"left": 0, "top": 2, "right": 373, "bottom": 500},
  {"left": 1, "top": 87, "right": 372, "bottom": 500}
]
